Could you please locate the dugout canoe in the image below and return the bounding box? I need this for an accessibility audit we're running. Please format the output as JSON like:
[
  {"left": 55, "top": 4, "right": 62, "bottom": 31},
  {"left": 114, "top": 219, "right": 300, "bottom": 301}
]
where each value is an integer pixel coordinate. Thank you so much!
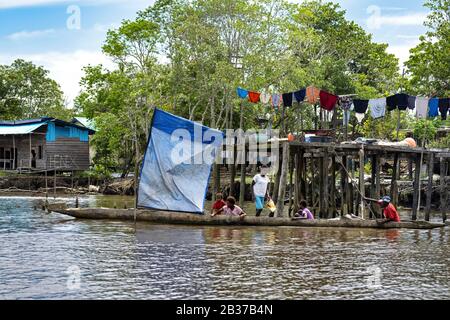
[{"left": 51, "top": 207, "right": 446, "bottom": 229}]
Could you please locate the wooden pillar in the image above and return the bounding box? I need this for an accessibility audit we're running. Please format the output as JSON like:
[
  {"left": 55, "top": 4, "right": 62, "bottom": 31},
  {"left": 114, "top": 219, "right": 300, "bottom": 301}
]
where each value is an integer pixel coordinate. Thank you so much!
[
  {"left": 345, "top": 156, "right": 352, "bottom": 215},
  {"left": 272, "top": 150, "right": 282, "bottom": 203},
  {"left": 288, "top": 154, "right": 294, "bottom": 217},
  {"left": 330, "top": 155, "right": 336, "bottom": 217},
  {"left": 370, "top": 154, "right": 381, "bottom": 218},
  {"left": 318, "top": 156, "right": 324, "bottom": 218},
  {"left": 425, "top": 153, "right": 434, "bottom": 221},
  {"left": 323, "top": 150, "right": 329, "bottom": 218},
  {"left": 311, "top": 156, "right": 316, "bottom": 213},
  {"left": 440, "top": 157, "right": 447, "bottom": 223},
  {"left": 375, "top": 156, "right": 381, "bottom": 217},
  {"left": 294, "top": 151, "right": 300, "bottom": 212},
  {"left": 390, "top": 154, "right": 399, "bottom": 206},
  {"left": 340, "top": 155, "right": 347, "bottom": 215},
  {"left": 29, "top": 133, "right": 32, "bottom": 168},
  {"left": 412, "top": 155, "right": 421, "bottom": 221},
  {"left": 239, "top": 101, "right": 245, "bottom": 206},
  {"left": 359, "top": 148, "right": 365, "bottom": 219},
  {"left": 53, "top": 170, "right": 57, "bottom": 199},
  {"left": 12, "top": 135, "right": 15, "bottom": 170},
  {"left": 276, "top": 142, "right": 289, "bottom": 217}
]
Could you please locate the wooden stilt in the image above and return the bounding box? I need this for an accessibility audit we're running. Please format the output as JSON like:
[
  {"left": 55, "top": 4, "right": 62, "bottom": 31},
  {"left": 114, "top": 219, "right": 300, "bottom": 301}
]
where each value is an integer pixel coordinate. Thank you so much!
[
  {"left": 276, "top": 142, "right": 289, "bottom": 217},
  {"left": 440, "top": 157, "right": 447, "bottom": 223},
  {"left": 375, "top": 156, "right": 381, "bottom": 217},
  {"left": 391, "top": 154, "right": 399, "bottom": 206},
  {"left": 323, "top": 150, "right": 329, "bottom": 218},
  {"left": 330, "top": 155, "right": 336, "bottom": 217},
  {"left": 272, "top": 150, "right": 282, "bottom": 203},
  {"left": 318, "top": 156, "right": 324, "bottom": 218},
  {"left": 288, "top": 154, "right": 294, "bottom": 217},
  {"left": 412, "top": 155, "right": 421, "bottom": 221},
  {"left": 346, "top": 157, "right": 352, "bottom": 215},
  {"left": 425, "top": 153, "right": 434, "bottom": 221},
  {"left": 359, "top": 148, "right": 365, "bottom": 219},
  {"left": 341, "top": 155, "right": 347, "bottom": 216},
  {"left": 294, "top": 151, "right": 300, "bottom": 212}
]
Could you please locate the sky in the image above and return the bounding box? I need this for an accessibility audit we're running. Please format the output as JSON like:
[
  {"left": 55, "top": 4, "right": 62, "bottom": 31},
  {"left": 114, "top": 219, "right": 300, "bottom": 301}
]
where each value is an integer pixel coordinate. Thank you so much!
[{"left": 0, "top": 0, "right": 430, "bottom": 106}]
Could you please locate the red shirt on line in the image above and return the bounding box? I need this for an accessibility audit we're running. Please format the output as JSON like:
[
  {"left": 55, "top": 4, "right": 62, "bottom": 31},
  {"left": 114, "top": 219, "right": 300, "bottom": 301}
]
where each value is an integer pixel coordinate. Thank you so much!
[{"left": 383, "top": 203, "right": 400, "bottom": 222}]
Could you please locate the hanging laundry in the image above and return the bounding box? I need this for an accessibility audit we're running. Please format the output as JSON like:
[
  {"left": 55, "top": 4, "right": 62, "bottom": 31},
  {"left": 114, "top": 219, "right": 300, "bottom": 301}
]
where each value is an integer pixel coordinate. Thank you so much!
[
  {"left": 415, "top": 97, "right": 429, "bottom": 119},
  {"left": 407, "top": 95, "right": 416, "bottom": 110},
  {"left": 386, "top": 95, "right": 397, "bottom": 111},
  {"left": 271, "top": 94, "right": 282, "bottom": 109},
  {"left": 319, "top": 91, "right": 338, "bottom": 111},
  {"left": 282, "top": 92, "right": 293, "bottom": 107},
  {"left": 306, "top": 86, "right": 320, "bottom": 104},
  {"left": 396, "top": 93, "right": 409, "bottom": 110},
  {"left": 343, "top": 109, "right": 351, "bottom": 126},
  {"left": 237, "top": 87, "right": 248, "bottom": 99},
  {"left": 339, "top": 96, "right": 353, "bottom": 111},
  {"left": 428, "top": 98, "right": 439, "bottom": 117},
  {"left": 260, "top": 92, "right": 271, "bottom": 105},
  {"left": 294, "top": 89, "right": 306, "bottom": 103},
  {"left": 439, "top": 98, "right": 449, "bottom": 120},
  {"left": 369, "top": 98, "right": 386, "bottom": 119},
  {"left": 248, "top": 91, "right": 261, "bottom": 103},
  {"left": 355, "top": 113, "right": 365, "bottom": 124},
  {"left": 353, "top": 99, "right": 369, "bottom": 114}
]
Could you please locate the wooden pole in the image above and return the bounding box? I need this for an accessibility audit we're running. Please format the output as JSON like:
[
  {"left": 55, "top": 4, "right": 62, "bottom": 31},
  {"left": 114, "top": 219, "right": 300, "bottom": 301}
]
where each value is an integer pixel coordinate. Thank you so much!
[
  {"left": 341, "top": 155, "right": 347, "bottom": 215},
  {"left": 53, "top": 169, "right": 56, "bottom": 199},
  {"left": 375, "top": 155, "right": 381, "bottom": 217},
  {"left": 412, "top": 155, "right": 421, "bottom": 221},
  {"left": 239, "top": 101, "right": 245, "bottom": 206},
  {"left": 390, "top": 154, "right": 399, "bottom": 206},
  {"left": 346, "top": 156, "right": 352, "bottom": 215},
  {"left": 276, "top": 142, "right": 289, "bottom": 217},
  {"left": 359, "top": 148, "right": 365, "bottom": 219},
  {"left": 318, "top": 156, "right": 324, "bottom": 218},
  {"left": 425, "top": 153, "right": 434, "bottom": 221},
  {"left": 294, "top": 151, "right": 300, "bottom": 212},
  {"left": 330, "top": 155, "right": 336, "bottom": 217},
  {"left": 272, "top": 150, "right": 282, "bottom": 203},
  {"left": 29, "top": 133, "right": 32, "bottom": 168},
  {"left": 12, "top": 135, "right": 15, "bottom": 170},
  {"left": 288, "top": 154, "right": 294, "bottom": 217},
  {"left": 440, "top": 157, "right": 447, "bottom": 223},
  {"left": 323, "top": 150, "right": 329, "bottom": 218}
]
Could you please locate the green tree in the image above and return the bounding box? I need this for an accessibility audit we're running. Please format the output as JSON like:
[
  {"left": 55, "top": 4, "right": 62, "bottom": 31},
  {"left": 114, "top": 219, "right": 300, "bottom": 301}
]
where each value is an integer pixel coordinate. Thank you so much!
[
  {"left": 406, "top": 0, "right": 450, "bottom": 96},
  {"left": 0, "top": 59, "right": 69, "bottom": 120}
]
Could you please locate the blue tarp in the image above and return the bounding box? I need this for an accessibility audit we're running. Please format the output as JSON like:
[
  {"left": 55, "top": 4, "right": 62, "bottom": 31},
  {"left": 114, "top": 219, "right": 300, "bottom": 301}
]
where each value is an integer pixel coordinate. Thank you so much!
[{"left": 138, "top": 109, "right": 223, "bottom": 213}]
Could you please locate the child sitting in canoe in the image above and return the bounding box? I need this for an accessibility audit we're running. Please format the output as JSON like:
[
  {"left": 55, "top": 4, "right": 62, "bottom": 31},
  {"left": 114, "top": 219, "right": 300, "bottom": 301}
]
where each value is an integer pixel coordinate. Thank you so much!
[
  {"left": 210, "top": 193, "right": 226, "bottom": 217},
  {"left": 293, "top": 200, "right": 314, "bottom": 220},
  {"left": 213, "top": 196, "right": 246, "bottom": 217}
]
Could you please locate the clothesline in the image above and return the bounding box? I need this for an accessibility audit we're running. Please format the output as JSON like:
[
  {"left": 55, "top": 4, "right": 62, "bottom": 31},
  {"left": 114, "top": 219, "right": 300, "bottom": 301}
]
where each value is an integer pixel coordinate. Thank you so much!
[{"left": 236, "top": 86, "right": 450, "bottom": 122}]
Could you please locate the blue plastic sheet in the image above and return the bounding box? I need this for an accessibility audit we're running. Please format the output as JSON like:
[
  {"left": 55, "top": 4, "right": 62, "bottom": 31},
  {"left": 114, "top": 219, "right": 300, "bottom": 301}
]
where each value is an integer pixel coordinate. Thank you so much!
[{"left": 138, "top": 109, "right": 223, "bottom": 213}]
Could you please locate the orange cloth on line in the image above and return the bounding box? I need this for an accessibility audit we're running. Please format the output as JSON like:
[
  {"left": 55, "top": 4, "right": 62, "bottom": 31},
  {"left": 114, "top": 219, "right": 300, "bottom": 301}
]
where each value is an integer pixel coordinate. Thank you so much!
[
  {"left": 306, "top": 86, "right": 320, "bottom": 104},
  {"left": 248, "top": 91, "right": 261, "bottom": 103}
]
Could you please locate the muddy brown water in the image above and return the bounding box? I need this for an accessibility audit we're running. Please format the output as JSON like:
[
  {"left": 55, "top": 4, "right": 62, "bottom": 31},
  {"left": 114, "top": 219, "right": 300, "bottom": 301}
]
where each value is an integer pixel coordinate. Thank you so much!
[{"left": 0, "top": 195, "right": 448, "bottom": 299}]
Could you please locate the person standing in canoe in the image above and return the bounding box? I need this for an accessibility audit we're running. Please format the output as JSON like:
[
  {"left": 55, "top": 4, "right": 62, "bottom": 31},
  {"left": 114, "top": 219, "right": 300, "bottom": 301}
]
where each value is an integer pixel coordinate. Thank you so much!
[
  {"left": 252, "top": 168, "right": 270, "bottom": 217},
  {"left": 365, "top": 196, "right": 401, "bottom": 222}
]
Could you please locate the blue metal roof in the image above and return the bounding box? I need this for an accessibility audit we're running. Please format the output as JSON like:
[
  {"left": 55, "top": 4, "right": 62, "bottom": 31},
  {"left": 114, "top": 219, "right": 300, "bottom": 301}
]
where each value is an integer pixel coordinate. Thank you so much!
[{"left": 0, "top": 122, "right": 47, "bottom": 135}]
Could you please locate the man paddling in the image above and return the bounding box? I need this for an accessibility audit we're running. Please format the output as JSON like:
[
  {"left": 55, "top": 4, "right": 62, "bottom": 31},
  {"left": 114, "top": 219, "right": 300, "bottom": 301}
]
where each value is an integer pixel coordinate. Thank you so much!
[{"left": 365, "top": 196, "right": 400, "bottom": 222}]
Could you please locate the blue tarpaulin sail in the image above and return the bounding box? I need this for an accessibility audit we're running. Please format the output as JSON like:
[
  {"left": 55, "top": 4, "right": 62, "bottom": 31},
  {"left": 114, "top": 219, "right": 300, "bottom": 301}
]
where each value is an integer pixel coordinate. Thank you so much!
[{"left": 137, "top": 109, "right": 223, "bottom": 214}]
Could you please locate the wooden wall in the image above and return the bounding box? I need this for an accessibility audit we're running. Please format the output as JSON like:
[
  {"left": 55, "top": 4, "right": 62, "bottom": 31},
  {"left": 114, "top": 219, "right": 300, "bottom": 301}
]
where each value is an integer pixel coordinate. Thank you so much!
[{"left": 0, "top": 134, "right": 90, "bottom": 171}]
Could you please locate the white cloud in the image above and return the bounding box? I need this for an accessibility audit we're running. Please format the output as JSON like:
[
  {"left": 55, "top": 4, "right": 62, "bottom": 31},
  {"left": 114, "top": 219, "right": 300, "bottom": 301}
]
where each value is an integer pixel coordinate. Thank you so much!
[
  {"left": 6, "top": 29, "right": 55, "bottom": 40},
  {"left": 0, "top": 50, "right": 115, "bottom": 107},
  {"left": 386, "top": 39, "right": 421, "bottom": 69},
  {"left": 367, "top": 6, "right": 427, "bottom": 30}
]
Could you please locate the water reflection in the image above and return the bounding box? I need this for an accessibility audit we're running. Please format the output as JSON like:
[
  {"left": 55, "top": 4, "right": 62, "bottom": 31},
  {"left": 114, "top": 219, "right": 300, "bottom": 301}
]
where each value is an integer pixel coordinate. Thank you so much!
[{"left": 0, "top": 195, "right": 448, "bottom": 299}]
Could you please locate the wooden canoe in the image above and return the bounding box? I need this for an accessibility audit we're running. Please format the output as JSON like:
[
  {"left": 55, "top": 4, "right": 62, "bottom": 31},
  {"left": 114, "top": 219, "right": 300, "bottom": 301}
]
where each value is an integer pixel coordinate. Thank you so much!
[{"left": 51, "top": 207, "right": 446, "bottom": 230}]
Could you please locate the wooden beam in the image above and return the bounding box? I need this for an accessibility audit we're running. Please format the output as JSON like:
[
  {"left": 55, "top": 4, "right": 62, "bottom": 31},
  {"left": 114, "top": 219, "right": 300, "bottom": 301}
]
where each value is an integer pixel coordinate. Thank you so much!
[
  {"left": 323, "top": 150, "right": 329, "bottom": 218},
  {"left": 390, "top": 154, "right": 399, "bottom": 206},
  {"left": 359, "top": 148, "right": 365, "bottom": 219},
  {"left": 276, "top": 142, "right": 290, "bottom": 217},
  {"left": 425, "top": 153, "right": 434, "bottom": 221},
  {"left": 412, "top": 156, "right": 421, "bottom": 221},
  {"left": 330, "top": 155, "right": 336, "bottom": 217},
  {"left": 440, "top": 157, "right": 447, "bottom": 223},
  {"left": 341, "top": 155, "right": 347, "bottom": 216}
]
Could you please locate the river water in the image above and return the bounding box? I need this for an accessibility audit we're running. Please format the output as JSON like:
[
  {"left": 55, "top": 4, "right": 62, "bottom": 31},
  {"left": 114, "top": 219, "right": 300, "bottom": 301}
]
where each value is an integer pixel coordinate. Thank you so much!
[{"left": 0, "top": 195, "right": 448, "bottom": 300}]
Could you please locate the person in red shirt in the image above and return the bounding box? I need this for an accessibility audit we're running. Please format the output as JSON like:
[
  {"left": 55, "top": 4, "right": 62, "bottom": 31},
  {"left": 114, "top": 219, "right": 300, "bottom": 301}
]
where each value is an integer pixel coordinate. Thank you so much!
[
  {"left": 210, "top": 193, "right": 226, "bottom": 217},
  {"left": 365, "top": 196, "right": 401, "bottom": 222}
]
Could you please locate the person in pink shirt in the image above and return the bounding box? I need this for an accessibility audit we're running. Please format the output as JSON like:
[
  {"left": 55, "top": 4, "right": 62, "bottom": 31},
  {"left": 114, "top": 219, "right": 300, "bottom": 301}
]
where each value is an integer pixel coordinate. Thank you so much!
[{"left": 215, "top": 196, "right": 246, "bottom": 217}]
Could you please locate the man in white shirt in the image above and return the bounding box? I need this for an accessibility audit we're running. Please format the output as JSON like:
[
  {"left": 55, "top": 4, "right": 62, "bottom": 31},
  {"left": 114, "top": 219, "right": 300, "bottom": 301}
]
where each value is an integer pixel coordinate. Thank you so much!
[{"left": 252, "top": 168, "right": 270, "bottom": 217}]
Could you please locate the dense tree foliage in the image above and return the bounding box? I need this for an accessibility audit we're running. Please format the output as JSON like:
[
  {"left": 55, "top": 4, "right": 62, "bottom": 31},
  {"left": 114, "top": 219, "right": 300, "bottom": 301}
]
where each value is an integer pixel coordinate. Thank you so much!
[
  {"left": 0, "top": 59, "right": 69, "bottom": 120},
  {"left": 75, "top": 0, "right": 404, "bottom": 174}
]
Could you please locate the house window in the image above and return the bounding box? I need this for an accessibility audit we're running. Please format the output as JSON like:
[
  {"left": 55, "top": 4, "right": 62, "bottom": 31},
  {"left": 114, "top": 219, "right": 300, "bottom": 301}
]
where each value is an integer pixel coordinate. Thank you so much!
[
  {"left": 0, "top": 147, "right": 4, "bottom": 159},
  {"left": 38, "top": 146, "right": 43, "bottom": 160}
]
